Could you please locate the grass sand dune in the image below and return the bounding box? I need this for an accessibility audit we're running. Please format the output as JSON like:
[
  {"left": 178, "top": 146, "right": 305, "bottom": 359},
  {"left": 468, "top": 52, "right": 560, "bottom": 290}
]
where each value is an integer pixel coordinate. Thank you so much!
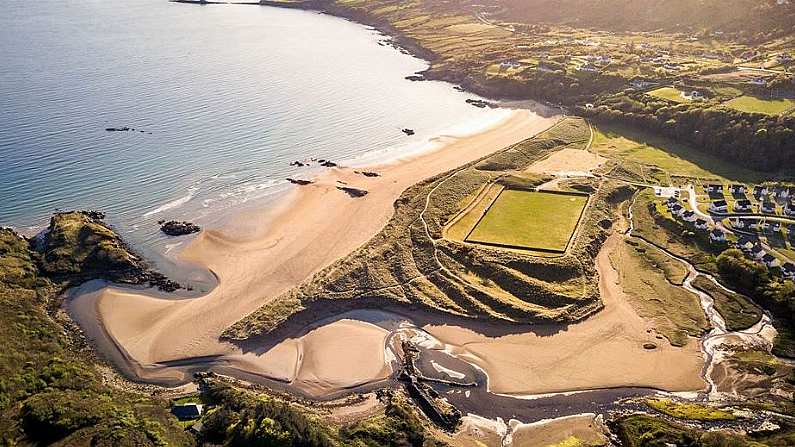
[{"left": 423, "top": 234, "right": 705, "bottom": 395}]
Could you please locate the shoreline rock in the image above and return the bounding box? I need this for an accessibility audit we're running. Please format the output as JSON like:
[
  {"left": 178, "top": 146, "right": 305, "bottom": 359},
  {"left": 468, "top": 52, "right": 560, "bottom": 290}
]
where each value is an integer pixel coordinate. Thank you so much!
[
  {"left": 337, "top": 186, "right": 368, "bottom": 198},
  {"left": 286, "top": 178, "right": 313, "bottom": 185},
  {"left": 402, "top": 128, "right": 415, "bottom": 136},
  {"left": 158, "top": 220, "right": 201, "bottom": 236}
]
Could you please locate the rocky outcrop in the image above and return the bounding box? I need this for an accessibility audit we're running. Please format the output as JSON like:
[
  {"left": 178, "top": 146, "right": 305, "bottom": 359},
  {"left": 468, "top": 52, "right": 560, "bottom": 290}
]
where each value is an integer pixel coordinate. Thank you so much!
[
  {"left": 337, "top": 186, "right": 368, "bottom": 198},
  {"left": 39, "top": 211, "right": 180, "bottom": 291},
  {"left": 287, "top": 178, "right": 314, "bottom": 185},
  {"left": 158, "top": 220, "right": 201, "bottom": 236}
]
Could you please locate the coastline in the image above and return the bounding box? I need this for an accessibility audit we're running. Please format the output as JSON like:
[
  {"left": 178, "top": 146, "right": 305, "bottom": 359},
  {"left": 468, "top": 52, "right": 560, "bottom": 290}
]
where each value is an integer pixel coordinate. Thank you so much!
[{"left": 68, "top": 108, "right": 561, "bottom": 397}]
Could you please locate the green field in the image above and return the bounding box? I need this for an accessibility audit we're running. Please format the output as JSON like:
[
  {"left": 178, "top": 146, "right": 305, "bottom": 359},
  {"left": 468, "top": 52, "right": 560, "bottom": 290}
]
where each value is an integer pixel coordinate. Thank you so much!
[
  {"left": 592, "top": 125, "right": 765, "bottom": 183},
  {"left": 647, "top": 87, "right": 689, "bottom": 103},
  {"left": 466, "top": 190, "right": 588, "bottom": 252},
  {"left": 722, "top": 95, "right": 795, "bottom": 115}
]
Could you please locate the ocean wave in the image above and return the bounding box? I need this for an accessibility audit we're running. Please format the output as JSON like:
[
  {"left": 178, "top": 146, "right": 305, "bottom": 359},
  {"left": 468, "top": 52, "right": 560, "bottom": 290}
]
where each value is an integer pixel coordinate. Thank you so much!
[{"left": 143, "top": 187, "right": 198, "bottom": 218}]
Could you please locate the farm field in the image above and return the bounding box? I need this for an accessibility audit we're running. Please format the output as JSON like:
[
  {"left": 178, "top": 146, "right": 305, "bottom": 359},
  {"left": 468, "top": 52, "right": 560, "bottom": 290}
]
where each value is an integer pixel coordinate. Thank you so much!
[
  {"left": 466, "top": 189, "right": 588, "bottom": 252},
  {"left": 722, "top": 96, "right": 795, "bottom": 115}
]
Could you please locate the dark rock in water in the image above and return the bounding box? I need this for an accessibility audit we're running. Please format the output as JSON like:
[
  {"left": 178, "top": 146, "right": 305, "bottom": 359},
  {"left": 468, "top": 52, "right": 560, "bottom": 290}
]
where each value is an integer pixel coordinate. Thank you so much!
[
  {"left": 643, "top": 343, "right": 657, "bottom": 350},
  {"left": 402, "top": 128, "right": 415, "bottom": 136},
  {"left": 289, "top": 160, "right": 307, "bottom": 167},
  {"left": 286, "top": 178, "right": 313, "bottom": 185},
  {"left": 405, "top": 75, "right": 425, "bottom": 81},
  {"left": 454, "top": 85, "right": 465, "bottom": 92},
  {"left": 320, "top": 160, "right": 338, "bottom": 167},
  {"left": 465, "top": 99, "right": 497, "bottom": 109},
  {"left": 337, "top": 186, "right": 368, "bottom": 198},
  {"left": 159, "top": 220, "right": 201, "bottom": 236},
  {"left": 355, "top": 170, "right": 380, "bottom": 177},
  {"left": 105, "top": 126, "right": 148, "bottom": 133}
]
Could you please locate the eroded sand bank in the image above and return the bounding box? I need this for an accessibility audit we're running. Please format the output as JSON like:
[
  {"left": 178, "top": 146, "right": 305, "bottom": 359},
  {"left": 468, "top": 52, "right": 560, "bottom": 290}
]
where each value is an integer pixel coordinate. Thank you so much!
[{"left": 69, "top": 108, "right": 559, "bottom": 397}]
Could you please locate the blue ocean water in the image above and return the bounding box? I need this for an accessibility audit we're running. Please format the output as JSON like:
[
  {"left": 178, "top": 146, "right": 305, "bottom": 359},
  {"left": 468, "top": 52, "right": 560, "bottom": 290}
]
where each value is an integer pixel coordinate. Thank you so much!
[{"left": 0, "top": 0, "right": 510, "bottom": 275}]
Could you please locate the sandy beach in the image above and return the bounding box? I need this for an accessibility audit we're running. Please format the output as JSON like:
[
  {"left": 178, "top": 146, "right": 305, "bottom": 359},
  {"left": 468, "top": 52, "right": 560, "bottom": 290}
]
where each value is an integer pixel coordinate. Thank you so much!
[{"left": 69, "top": 107, "right": 559, "bottom": 397}]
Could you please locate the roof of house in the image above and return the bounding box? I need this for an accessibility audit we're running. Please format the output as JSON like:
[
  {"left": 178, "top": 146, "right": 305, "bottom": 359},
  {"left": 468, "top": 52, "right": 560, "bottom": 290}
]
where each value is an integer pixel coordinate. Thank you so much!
[
  {"left": 171, "top": 404, "right": 204, "bottom": 420},
  {"left": 712, "top": 200, "right": 728, "bottom": 207},
  {"left": 737, "top": 236, "right": 755, "bottom": 246},
  {"left": 710, "top": 228, "right": 725, "bottom": 236},
  {"left": 782, "top": 262, "right": 795, "bottom": 272},
  {"left": 696, "top": 218, "right": 708, "bottom": 225},
  {"left": 762, "top": 254, "right": 776, "bottom": 263},
  {"left": 682, "top": 210, "right": 695, "bottom": 217},
  {"left": 762, "top": 201, "right": 776, "bottom": 208},
  {"left": 736, "top": 199, "right": 752, "bottom": 206}
]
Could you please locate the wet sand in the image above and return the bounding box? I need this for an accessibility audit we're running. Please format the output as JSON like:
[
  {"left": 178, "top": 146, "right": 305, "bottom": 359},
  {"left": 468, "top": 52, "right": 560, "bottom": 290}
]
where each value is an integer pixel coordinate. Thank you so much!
[{"left": 68, "top": 108, "right": 560, "bottom": 397}]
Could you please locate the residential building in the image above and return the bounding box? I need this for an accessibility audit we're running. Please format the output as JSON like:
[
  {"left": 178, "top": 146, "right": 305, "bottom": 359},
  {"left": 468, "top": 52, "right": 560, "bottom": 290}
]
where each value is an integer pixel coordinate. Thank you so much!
[
  {"left": 782, "top": 262, "right": 795, "bottom": 279},
  {"left": 761, "top": 201, "right": 777, "bottom": 214},
  {"left": 763, "top": 254, "right": 780, "bottom": 268},
  {"left": 682, "top": 210, "right": 697, "bottom": 222},
  {"left": 695, "top": 219, "right": 709, "bottom": 230},
  {"left": 734, "top": 199, "right": 752, "bottom": 212},
  {"left": 710, "top": 228, "right": 727, "bottom": 242},
  {"left": 729, "top": 184, "right": 746, "bottom": 195},
  {"left": 171, "top": 403, "right": 204, "bottom": 421},
  {"left": 709, "top": 200, "right": 728, "bottom": 213},
  {"left": 705, "top": 184, "right": 724, "bottom": 194}
]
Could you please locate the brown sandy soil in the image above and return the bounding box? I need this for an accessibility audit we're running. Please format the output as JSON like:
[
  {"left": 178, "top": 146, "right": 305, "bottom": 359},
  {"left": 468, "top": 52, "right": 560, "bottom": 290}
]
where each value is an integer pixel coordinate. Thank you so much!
[
  {"left": 525, "top": 147, "right": 607, "bottom": 175},
  {"left": 423, "top": 234, "right": 706, "bottom": 396},
  {"left": 511, "top": 414, "right": 608, "bottom": 447},
  {"left": 444, "top": 413, "right": 607, "bottom": 447},
  {"left": 444, "top": 415, "right": 506, "bottom": 447},
  {"left": 70, "top": 108, "right": 560, "bottom": 397}
]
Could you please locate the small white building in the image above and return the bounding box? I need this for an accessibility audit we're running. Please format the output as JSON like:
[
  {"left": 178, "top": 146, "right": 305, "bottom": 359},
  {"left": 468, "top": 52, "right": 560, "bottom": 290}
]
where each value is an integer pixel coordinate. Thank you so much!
[
  {"left": 751, "top": 244, "right": 767, "bottom": 260},
  {"left": 763, "top": 254, "right": 780, "bottom": 268},
  {"left": 705, "top": 184, "right": 724, "bottom": 194},
  {"left": 729, "top": 184, "right": 746, "bottom": 195},
  {"left": 734, "top": 199, "right": 752, "bottom": 212},
  {"left": 709, "top": 200, "right": 728, "bottom": 213},
  {"left": 499, "top": 61, "right": 522, "bottom": 70},
  {"left": 749, "top": 78, "right": 766, "bottom": 86}
]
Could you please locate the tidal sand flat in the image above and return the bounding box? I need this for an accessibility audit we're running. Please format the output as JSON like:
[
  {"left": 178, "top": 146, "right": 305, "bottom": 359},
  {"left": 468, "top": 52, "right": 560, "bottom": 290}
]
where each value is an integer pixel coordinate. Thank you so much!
[{"left": 70, "top": 109, "right": 559, "bottom": 397}]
